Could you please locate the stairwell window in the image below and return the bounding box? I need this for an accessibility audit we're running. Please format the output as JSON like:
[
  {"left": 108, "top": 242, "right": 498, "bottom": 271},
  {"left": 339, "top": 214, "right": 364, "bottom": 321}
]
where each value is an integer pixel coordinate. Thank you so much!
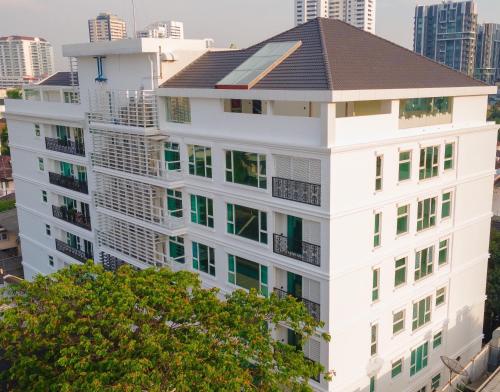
[
  {"left": 417, "top": 197, "right": 437, "bottom": 231},
  {"left": 441, "top": 191, "right": 452, "bottom": 219},
  {"left": 392, "top": 309, "right": 405, "bottom": 335},
  {"left": 432, "top": 373, "right": 441, "bottom": 390},
  {"left": 373, "top": 212, "right": 381, "bottom": 248},
  {"left": 38, "top": 157, "right": 44, "bottom": 171},
  {"left": 438, "top": 239, "right": 449, "bottom": 266},
  {"left": 225, "top": 150, "right": 267, "bottom": 189},
  {"left": 228, "top": 254, "right": 268, "bottom": 297},
  {"left": 412, "top": 296, "right": 431, "bottom": 330},
  {"left": 34, "top": 124, "right": 40, "bottom": 137},
  {"left": 164, "top": 142, "right": 181, "bottom": 171},
  {"left": 166, "top": 97, "right": 191, "bottom": 123},
  {"left": 188, "top": 145, "right": 212, "bottom": 178},
  {"left": 394, "top": 256, "right": 407, "bottom": 287},
  {"left": 227, "top": 203, "right": 267, "bottom": 244},
  {"left": 372, "top": 268, "right": 380, "bottom": 302},
  {"left": 396, "top": 204, "right": 410, "bottom": 235},
  {"left": 433, "top": 331, "right": 442, "bottom": 349},
  {"left": 41, "top": 190, "right": 48, "bottom": 203},
  {"left": 192, "top": 241, "right": 215, "bottom": 277},
  {"left": 415, "top": 245, "right": 434, "bottom": 281},
  {"left": 370, "top": 323, "right": 378, "bottom": 356},
  {"left": 169, "top": 236, "right": 185, "bottom": 264},
  {"left": 419, "top": 146, "right": 439, "bottom": 180},
  {"left": 398, "top": 150, "right": 411, "bottom": 181},
  {"left": 436, "top": 287, "right": 446, "bottom": 307},
  {"left": 190, "top": 194, "right": 214, "bottom": 228},
  {"left": 444, "top": 143, "right": 454, "bottom": 170},
  {"left": 375, "top": 155, "right": 383, "bottom": 191},
  {"left": 410, "top": 342, "right": 428, "bottom": 376},
  {"left": 391, "top": 358, "right": 403, "bottom": 378}
]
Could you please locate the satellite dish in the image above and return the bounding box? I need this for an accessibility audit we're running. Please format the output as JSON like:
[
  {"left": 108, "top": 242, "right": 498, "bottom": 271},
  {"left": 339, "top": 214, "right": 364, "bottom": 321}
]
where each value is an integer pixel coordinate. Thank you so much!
[{"left": 441, "top": 356, "right": 469, "bottom": 386}]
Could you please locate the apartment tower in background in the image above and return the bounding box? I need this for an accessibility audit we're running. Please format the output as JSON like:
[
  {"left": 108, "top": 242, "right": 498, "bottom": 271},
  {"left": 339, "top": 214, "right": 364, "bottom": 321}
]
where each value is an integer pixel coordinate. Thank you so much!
[
  {"left": 88, "top": 12, "right": 127, "bottom": 42},
  {"left": 0, "top": 36, "right": 54, "bottom": 88},
  {"left": 137, "top": 21, "right": 184, "bottom": 39},
  {"left": 414, "top": 0, "right": 478, "bottom": 77},
  {"left": 295, "top": 0, "right": 376, "bottom": 33},
  {"left": 475, "top": 23, "right": 500, "bottom": 85}
]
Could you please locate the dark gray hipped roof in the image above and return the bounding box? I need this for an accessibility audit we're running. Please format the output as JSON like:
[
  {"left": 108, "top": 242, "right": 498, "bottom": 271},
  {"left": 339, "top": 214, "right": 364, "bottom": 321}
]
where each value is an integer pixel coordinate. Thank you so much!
[
  {"left": 38, "top": 72, "right": 78, "bottom": 87},
  {"left": 162, "top": 18, "right": 485, "bottom": 91}
]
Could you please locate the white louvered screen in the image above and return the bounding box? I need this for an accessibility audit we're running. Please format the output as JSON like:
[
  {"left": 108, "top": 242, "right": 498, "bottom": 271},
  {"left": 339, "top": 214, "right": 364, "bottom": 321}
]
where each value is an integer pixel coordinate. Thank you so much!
[
  {"left": 304, "top": 338, "right": 321, "bottom": 362},
  {"left": 302, "top": 220, "right": 320, "bottom": 245},
  {"left": 302, "top": 278, "right": 321, "bottom": 303},
  {"left": 274, "top": 155, "right": 321, "bottom": 184}
]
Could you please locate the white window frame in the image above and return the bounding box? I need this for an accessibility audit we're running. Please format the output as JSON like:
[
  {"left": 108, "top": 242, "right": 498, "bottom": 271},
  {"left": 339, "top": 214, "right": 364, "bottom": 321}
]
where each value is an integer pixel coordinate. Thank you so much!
[
  {"left": 436, "top": 287, "right": 446, "bottom": 307},
  {"left": 392, "top": 309, "right": 405, "bottom": 335}
]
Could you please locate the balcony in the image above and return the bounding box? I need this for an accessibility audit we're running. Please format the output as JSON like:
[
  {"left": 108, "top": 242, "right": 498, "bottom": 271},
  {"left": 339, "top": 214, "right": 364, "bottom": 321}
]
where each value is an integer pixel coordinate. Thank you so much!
[
  {"left": 273, "top": 287, "right": 321, "bottom": 321},
  {"left": 55, "top": 239, "right": 92, "bottom": 263},
  {"left": 273, "top": 233, "right": 321, "bottom": 267},
  {"left": 272, "top": 177, "right": 321, "bottom": 206},
  {"left": 88, "top": 89, "right": 158, "bottom": 130},
  {"left": 52, "top": 205, "right": 91, "bottom": 231},
  {"left": 49, "top": 172, "right": 88, "bottom": 194},
  {"left": 45, "top": 137, "right": 85, "bottom": 157}
]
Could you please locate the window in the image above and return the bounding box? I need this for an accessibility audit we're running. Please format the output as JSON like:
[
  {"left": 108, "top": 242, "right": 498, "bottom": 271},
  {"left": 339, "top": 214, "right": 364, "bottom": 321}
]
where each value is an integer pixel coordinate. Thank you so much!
[
  {"left": 188, "top": 145, "right": 212, "bottom": 178},
  {"left": 77, "top": 166, "right": 87, "bottom": 183},
  {"left": 417, "top": 197, "right": 437, "bottom": 231},
  {"left": 410, "top": 342, "right": 429, "bottom": 376},
  {"left": 396, "top": 205, "right": 410, "bottom": 235},
  {"left": 41, "top": 190, "right": 47, "bottom": 203},
  {"left": 227, "top": 203, "right": 267, "bottom": 244},
  {"left": 372, "top": 268, "right": 379, "bottom": 302},
  {"left": 442, "top": 191, "right": 452, "bottom": 219},
  {"left": 444, "top": 143, "right": 454, "bottom": 170},
  {"left": 395, "top": 257, "right": 407, "bottom": 287},
  {"left": 436, "top": 287, "right": 446, "bottom": 306},
  {"left": 0, "top": 232, "right": 7, "bottom": 241},
  {"left": 419, "top": 146, "right": 439, "bottom": 180},
  {"left": 190, "top": 195, "right": 214, "bottom": 228},
  {"left": 34, "top": 124, "right": 40, "bottom": 137},
  {"left": 45, "top": 224, "right": 51, "bottom": 236},
  {"left": 166, "top": 97, "right": 191, "bottom": 123},
  {"left": 227, "top": 254, "right": 268, "bottom": 296},
  {"left": 433, "top": 331, "right": 442, "bottom": 349},
  {"left": 373, "top": 212, "right": 381, "bottom": 247},
  {"left": 432, "top": 373, "right": 441, "bottom": 390},
  {"left": 164, "top": 142, "right": 181, "bottom": 171},
  {"left": 412, "top": 296, "right": 432, "bottom": 330},
  {"left": 38, "top": 157, "right": 44, "bottom": 171},
  {"left": 226, "top": 150, "right": 267, "bottom": 189},
  {"left": 369, "top": 376, "right": 375, "bottom": 392},
  {"left": 415, "top": 246, "right": 434, "bottom": 281},
  {"left": 391, "top": 358, "right": 403, "bottom": 378},
  {"left": 48, "top": 256, "right": 54, "bottom": 267},
  {"left": 393, "top": 310, "right": 405, "bottom": 334},
  {"left": 192, "top": 242, "right": 215, "bottom": 276},
  {"left": 224, "top": 99, "right": 266, "bottom": 114},
  {"left": 169, "top": 236, "right": 185, "bottom": 263},
  {"left": 398, "top": 150, "right": 412, "bottom": 181},
  {"left": 167, "top": 189, "right": 183, "bottom": 218},
  {"left": 438, "top": 239, "right": 449, "bottom": 266},
  {"left": 375, "top": 155, "right": 383, "bottom": 191},
  {"left": 400, "top": 97, "right": 451, "bottom": 119},
  {"left": 370, "top": 323, "right": 378, "bottom": 356}
]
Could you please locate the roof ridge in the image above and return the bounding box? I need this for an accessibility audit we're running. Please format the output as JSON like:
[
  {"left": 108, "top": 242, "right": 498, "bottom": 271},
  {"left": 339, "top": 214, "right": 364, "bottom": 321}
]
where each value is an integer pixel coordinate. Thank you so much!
[
  {"left": 318, "top": 17, "right": 486, "bottom": 87},
  {"left": 317, "top": 18, "right": 334, "bottom": 90}
]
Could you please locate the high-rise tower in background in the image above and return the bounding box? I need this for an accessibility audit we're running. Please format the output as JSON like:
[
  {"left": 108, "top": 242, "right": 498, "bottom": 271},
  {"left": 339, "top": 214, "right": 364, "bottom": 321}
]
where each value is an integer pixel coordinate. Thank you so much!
[
  {"left": 0, "top": 36, "right": 54, "bottom": 88},
  {"left": 137, "top": 21, "right": 184, "bottom": 39},
  {"left": 475, "top": 23, "right": 500, "bottom": 85},
  {"left": 88, "top": 12, "right": 127, "bottom": 42},
  {"left": 413, "top": 0, "right": 478, "bottom": 77},
  {"left": 295, "top": 0, "right": 376, "bottom": 33}
]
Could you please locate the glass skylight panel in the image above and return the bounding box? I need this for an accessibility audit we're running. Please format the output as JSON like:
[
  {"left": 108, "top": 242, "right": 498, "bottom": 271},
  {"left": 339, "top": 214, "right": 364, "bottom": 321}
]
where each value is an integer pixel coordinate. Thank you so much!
[{"left": 216, "top": 41, "right": 302, "bottom": 89}]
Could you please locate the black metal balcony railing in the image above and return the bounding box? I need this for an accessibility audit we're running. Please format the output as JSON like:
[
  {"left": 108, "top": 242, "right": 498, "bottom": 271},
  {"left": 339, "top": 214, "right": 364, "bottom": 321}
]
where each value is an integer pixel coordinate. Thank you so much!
[
  {"left": 52, "top": 205, "right": 91, "bottom": 231},
  {"left": 272, "top": 177, "right": 321, "bottom": 207},
  {"left": 45, "top": 137, "right": 85, "bottom": 157},
  {"left": 55, "top": 239, "right": 93, "bottom": 263},
  {"left": 49, "top": 172, "right": 88, "bottom": 194},
  {"left": 273, "top": 287, "right": 321, "bottom": 321},
  {"left": 273, "top": 233, "right": 321, "bottom": 267}
]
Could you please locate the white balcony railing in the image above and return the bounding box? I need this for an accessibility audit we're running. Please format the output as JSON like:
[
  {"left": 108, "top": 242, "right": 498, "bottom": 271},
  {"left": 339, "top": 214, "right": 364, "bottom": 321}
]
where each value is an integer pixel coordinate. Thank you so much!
[{"left": 88, "top": 89, "right": 158, "bottom": 129}]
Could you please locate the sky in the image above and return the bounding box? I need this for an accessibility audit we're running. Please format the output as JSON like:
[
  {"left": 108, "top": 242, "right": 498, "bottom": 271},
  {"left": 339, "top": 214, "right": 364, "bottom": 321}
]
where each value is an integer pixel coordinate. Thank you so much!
[{"left": 0, "top": 0, "right": 499, "bottom": 70}]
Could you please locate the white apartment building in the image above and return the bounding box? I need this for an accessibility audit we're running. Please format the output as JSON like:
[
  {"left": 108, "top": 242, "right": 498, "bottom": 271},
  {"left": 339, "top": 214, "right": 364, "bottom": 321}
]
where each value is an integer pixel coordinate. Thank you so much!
[
  {"left": 0, "top": 36, "right": 55, "bottom": 88},
  {"left": 137, "top": 21, "right": 184, "bottom": 40},
  {"left": 5, "top": 17, "right": 496, "bottom": 392},
  {"left": 88, "top": 13, "right": 127, "bottom": 42},
  {"left": 296, "top": 0, "right": 376, "bottom": 33}
]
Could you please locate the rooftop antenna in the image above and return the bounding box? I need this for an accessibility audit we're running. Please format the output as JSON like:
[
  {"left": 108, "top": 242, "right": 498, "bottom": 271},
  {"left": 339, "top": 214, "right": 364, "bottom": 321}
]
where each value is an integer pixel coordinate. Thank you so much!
[
  {"left": 131, "top": 0, "right": 137, "bottom": 38},
  {"left": 441, "top": 356, "right": 469, "bottom": 389}
]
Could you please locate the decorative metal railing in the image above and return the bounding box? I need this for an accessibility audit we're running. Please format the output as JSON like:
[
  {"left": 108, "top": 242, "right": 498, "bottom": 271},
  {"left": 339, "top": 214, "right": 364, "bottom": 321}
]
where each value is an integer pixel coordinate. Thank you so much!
[
  {"left": 48, "top": 172, "right": 88, "bottom": 194},
  {"left": 55, "top": 239, "right": 92, "bottom": 263},
  {"left": 52, "top": 205, "right": 91, "bottom": 231},
  {"left": 273, "top": 233, "right": 321, "bottom": 267},
  {"left": 45, "top": 137, "right": 85, "bottom": 156},
  {"left": 273, "top": 287, "right": 320, "bottom": 321},
  {"left": 272, "top": 177, "right": 321, "bottom": 206}
]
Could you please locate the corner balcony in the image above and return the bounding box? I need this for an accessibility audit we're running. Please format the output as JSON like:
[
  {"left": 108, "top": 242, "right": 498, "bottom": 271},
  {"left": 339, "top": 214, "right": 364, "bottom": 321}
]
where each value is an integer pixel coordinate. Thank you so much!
[
  {"left": 48, "top": 172, "right": 88, "bottom": 194},
  {"left": 273, "top": 233, "right": 321, "bottom": 267},
  {"left": 52, "top": 205, "right": 91, "bottom": 231},
  {"left": 272, "top": 177, "right": 321, "bottom": 206},
  {"left": 273, "top": 287, "right": 321, "bottom": 321},
  {"left": 55, "top": 238, "right": 92, "bottom": 263},
  {"left": 45, "top": 137, "right": 85, "bottom": 157},
  {"left": 88, "top": 89, "right": 158, "bottom": 131}
]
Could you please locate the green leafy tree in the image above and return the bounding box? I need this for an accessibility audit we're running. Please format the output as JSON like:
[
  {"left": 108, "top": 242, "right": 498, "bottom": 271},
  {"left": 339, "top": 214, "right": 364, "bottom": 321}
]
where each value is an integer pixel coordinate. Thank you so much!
[
  {"left": 1, "top": 126, "right": 10, "bottom": 156},
  {"left": 6, "top": 88, "right": 22, "bottom": 99},
  {"left": 0, "top": 263, "right": 331, "bottom": 391},
  {"left": 487, "top": 229, "right": 500, "bottom": 321}
]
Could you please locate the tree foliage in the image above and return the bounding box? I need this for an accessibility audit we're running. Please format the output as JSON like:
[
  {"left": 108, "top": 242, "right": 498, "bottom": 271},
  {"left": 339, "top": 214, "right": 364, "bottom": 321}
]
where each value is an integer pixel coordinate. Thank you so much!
[
  {"left": 487, "top": 229, "right": 500, "bottom": 319},
  {"left": 0, "top": 263, "right": 330, "bottom": 391},
  {"left": 6, "top": 88, "right": 22, "bottom": 99},
  {"left": 1, "top": 126, "right": 10, "bottom": 156}
]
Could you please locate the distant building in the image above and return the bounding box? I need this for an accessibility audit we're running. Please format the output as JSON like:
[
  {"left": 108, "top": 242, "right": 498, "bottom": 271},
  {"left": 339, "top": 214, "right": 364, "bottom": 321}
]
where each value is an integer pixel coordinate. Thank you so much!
[
  {"left": 295, "top": 0, "right": 376, "bottom": 33},
  {"left": 88, "top": 12, "right": 127, "bottom": 42},
  {"left": 414, "top": 0, "right": 478, "bottom": 77},
  {"left": 0, "top": 36, "right": 54, "bottom": 88},
  {"left": 137, "top": 21, "right": 184, "bottom": 39},
  {"left": 475, "top": 23, "right": 500, "bottom": 85}
]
